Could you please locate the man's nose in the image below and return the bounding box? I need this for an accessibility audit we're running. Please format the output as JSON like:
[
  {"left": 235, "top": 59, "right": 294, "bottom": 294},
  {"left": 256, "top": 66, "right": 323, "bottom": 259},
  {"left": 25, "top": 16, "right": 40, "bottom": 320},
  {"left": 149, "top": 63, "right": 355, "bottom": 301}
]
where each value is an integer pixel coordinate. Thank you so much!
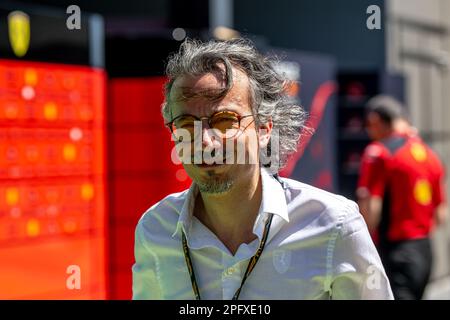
[{"left": 200, "top": 120, "right": 221, "bottom": 148}]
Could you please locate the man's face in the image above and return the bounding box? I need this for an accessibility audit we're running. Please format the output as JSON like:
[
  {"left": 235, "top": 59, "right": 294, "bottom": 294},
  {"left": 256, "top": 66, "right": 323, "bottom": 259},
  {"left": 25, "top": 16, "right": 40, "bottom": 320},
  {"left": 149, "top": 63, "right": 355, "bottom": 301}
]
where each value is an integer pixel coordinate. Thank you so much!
[
  {"left": 366, "top": 111, "right": 390, "bottom": 141},
  {"left": 168, "top": 67, "right": 272, "bottom": 194}
]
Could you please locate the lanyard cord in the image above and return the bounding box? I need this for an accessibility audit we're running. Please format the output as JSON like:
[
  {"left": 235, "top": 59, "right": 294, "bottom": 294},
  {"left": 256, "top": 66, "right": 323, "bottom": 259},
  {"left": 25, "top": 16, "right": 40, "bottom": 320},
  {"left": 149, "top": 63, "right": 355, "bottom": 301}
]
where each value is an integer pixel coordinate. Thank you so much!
[{"left": 181, "top": 212, "right": 274, "bottom": 300}]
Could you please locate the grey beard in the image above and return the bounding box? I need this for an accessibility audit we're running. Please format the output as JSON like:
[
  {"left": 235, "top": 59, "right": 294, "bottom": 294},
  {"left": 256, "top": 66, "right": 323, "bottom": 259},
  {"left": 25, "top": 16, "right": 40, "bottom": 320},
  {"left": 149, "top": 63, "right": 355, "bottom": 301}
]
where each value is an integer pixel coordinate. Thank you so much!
[{"left": 196, "top": 178, "right": 233, "bottom": 194}]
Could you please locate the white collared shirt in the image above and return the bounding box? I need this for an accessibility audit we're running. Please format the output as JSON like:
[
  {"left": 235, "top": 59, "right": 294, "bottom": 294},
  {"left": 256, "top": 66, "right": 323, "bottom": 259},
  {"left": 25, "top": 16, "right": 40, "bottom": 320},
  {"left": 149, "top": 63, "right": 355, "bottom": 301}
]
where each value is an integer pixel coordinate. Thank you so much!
[{"left": 132, "top": 168, "right": 393, "bottom": 300}]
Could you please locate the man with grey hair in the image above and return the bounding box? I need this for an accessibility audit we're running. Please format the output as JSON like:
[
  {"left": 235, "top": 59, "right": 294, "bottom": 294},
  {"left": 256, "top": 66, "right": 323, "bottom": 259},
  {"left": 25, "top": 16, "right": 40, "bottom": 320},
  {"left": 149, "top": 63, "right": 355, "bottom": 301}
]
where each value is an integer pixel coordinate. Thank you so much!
[{"left": 132, "top": 38, "right": 393, "bottom": 299}]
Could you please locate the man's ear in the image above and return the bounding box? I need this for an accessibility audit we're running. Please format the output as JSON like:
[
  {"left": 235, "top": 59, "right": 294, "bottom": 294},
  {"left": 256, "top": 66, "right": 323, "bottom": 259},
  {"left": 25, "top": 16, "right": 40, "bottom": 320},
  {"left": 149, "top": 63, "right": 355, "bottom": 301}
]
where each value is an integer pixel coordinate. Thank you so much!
[{"left": 258, "top": 119, "right": 273, "bottom": 148}]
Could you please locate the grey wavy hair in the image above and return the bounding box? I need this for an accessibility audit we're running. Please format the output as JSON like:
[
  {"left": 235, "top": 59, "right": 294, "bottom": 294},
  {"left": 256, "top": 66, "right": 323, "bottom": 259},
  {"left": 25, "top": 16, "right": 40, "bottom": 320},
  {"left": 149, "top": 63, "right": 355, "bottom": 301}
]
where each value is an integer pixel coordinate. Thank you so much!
[{"left": 161, "top": 38, "right": 307, "bottom": 171}]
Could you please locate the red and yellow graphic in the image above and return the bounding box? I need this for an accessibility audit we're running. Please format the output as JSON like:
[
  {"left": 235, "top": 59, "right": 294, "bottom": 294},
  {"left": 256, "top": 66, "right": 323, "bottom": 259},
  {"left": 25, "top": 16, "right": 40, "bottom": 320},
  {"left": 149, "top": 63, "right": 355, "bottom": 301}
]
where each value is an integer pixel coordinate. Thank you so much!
[
  {"left": 8, "top": 11, "right": 30, "bottom": 58},
  {"left": 410, "top": 143, "right": 427, "bottom": 162},
  {"left": 0, "top": 59, "right": 106, "bottom": 299},
  {"left": 413, "top": 179, "right": 432, "bottom": 206}
]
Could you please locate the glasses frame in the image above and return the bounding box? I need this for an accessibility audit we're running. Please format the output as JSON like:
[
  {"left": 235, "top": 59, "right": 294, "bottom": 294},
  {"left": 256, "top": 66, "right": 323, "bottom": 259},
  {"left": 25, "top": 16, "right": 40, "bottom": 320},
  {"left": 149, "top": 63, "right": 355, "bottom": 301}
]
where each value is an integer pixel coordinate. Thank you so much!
[{"left": 165, "top": 110, "right": 254, "bottom": 140}]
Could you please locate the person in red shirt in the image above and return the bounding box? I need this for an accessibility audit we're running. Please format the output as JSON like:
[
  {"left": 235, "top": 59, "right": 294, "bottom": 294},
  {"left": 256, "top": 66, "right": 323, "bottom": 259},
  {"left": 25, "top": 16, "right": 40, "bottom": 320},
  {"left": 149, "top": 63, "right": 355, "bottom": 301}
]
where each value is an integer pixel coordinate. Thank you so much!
[{"left": 357, "top": 95, "right": 447, "bottom": 300}]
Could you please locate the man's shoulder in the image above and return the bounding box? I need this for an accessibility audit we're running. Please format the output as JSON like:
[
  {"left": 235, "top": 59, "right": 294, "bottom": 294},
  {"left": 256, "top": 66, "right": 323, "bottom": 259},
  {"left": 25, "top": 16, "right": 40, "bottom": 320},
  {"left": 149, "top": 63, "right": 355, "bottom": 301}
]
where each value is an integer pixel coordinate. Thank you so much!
[
  {"left": 420, "top": 140, "right": 445, "bottom": 170},
  {"left": 362, "top": 141, "right": 390, "bottom": 160},
  {"left": 136, "top": 188, "right": 190, "bottom": 233},
  {"left": 282, "top": 177, "right": 360, "bottom": 220},
  {"left": 278, "top": 178, "right": 364, "bottom": 238},
  {"left": 282, "top": 178, "right": 365, "bottom": 237}
]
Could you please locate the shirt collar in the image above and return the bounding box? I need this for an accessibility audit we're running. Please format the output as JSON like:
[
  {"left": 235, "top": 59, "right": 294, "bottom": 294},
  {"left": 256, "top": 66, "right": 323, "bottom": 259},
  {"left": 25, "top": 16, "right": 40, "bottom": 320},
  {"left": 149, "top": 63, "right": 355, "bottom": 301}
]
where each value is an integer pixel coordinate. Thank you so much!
[
  {"left": 171, "top": 167, "right": 290, "bottom": 239},
  {"left": 172, "top": 182, "right": 198, "bottom": 238},
  {"left": 252, "top": 168, "right": 289, "bottom": 240},
  {"left": 259, "top": 168, "right": 290, "bottom": 222}
]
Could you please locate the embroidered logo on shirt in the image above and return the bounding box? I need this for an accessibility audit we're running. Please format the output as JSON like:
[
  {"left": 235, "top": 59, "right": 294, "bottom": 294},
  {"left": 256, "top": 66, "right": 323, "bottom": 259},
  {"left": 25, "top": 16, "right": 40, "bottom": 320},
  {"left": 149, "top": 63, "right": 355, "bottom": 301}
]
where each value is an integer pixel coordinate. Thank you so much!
[{"left": 273, "top": 249, "right": 291, "bottom": 274}]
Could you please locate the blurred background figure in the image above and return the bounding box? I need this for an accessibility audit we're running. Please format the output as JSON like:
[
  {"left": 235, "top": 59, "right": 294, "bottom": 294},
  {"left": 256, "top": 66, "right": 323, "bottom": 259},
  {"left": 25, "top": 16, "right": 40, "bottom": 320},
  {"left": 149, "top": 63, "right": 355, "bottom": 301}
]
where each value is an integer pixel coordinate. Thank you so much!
[{"left": 357, "top": 95, "right": 447, "bottom": 299}]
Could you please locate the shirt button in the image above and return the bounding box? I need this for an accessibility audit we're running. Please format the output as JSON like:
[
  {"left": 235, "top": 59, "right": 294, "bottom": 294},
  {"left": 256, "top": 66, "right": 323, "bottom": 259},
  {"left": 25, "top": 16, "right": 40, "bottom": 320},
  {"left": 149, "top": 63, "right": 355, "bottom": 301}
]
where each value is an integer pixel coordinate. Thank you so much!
[{"left": 227, "top": 267, "right": 235, "bottom": 275}]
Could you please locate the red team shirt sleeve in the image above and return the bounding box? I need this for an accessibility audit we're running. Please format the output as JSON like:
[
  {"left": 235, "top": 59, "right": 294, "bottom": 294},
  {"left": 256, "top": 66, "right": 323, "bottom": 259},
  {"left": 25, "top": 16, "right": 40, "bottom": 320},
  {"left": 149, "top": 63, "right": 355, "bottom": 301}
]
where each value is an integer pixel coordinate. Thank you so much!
[{"left": 358, "top": 143, "right": 389, "bottom": 198}]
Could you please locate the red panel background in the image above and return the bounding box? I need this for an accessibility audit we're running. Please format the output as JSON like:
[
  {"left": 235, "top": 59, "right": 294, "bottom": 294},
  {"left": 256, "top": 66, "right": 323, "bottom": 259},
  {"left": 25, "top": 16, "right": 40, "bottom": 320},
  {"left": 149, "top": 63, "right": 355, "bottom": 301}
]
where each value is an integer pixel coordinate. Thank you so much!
[
  {"left": 0, "top": 59, "right": 107, "bottom": 299},
  {"left": 108, "top": 77, "right": 191, "bottom": 299},
  {"left": 0, "top": 63, "right": 191, "bottom": 299}
]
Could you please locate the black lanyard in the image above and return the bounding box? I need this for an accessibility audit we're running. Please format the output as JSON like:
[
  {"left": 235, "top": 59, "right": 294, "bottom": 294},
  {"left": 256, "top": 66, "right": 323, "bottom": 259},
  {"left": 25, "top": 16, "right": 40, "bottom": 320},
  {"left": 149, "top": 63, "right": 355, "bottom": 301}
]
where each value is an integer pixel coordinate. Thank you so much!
[{"left": 181, "top": 212, "right": 274, "bottom": 300}]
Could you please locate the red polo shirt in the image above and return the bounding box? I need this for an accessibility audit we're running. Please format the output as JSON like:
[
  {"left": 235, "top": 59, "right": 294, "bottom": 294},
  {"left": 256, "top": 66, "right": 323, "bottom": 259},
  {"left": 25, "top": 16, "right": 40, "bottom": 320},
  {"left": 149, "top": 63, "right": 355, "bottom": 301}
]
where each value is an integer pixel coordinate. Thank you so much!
[{"left": 358, "top": 134, "right": 446, "bottom": 242}]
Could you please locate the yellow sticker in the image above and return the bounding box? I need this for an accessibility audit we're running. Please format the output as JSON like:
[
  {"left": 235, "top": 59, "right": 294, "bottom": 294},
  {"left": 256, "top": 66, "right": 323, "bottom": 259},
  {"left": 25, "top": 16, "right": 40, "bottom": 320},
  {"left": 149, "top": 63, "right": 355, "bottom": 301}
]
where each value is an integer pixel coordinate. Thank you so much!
[
  {"left": 63, "top": 143, "right": 77, "bottom": 161},
  {"left": 26, "top": 219, "right": 40, "bottom": 237},
  {"left": 24, "top": 68, "right": 38, "bottom": 86},
  {"left": 43, "top": 102, "right": 58, "bottom": 120},
  {"left": 410, "top": 143, "right": 427, "bottom": 162},
  {"left": 414, "top": 179, "right": 432, "bottom": 205},
  {"left": 6, "top": 187, "right": 20, "bottom": 206},
  {"left": 81, "top": 183, "right": 94, "bottom": 200}
]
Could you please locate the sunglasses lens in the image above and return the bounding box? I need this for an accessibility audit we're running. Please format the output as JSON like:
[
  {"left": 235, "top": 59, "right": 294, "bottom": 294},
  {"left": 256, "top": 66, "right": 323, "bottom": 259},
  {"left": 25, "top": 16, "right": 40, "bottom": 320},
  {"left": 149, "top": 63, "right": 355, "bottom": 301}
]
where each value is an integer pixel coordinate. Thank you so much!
[
  {"left": 170, "top": 112, "right": 250, "bottom": 142},
  {"left": 210, "top": 111, "right": 240, "bottom": 134},
  {"left": 172, "top": 115, "right": 197, "bottom": 141}
]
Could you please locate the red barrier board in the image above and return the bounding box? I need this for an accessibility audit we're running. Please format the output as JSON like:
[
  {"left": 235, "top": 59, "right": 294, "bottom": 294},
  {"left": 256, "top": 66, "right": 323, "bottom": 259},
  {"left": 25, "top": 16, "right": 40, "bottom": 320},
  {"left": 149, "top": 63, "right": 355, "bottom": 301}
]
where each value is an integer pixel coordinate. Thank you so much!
[
  {"left": 108, "top": 77, "right": 191, "bottom": 299},
  {"left": 0, "top": 59, "right": 107, "bottom": 299}
]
